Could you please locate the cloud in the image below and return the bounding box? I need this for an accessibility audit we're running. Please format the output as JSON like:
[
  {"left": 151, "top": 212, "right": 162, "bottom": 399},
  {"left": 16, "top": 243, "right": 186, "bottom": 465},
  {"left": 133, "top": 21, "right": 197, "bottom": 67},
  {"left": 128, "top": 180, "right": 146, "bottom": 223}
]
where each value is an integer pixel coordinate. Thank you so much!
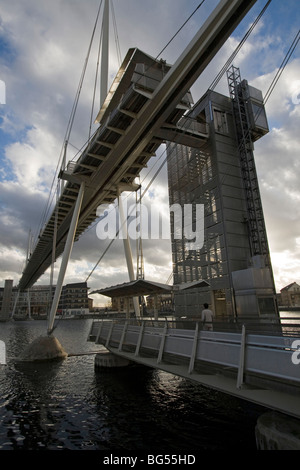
[
  {"left": 0, "top": 0, "right": 299, "bottom": 303},
  {"left": 4, "top": 126, "right": 59, "bottom": 188},
  {"left": 250, "top": 58, "right": 300, "bottom": 290}
]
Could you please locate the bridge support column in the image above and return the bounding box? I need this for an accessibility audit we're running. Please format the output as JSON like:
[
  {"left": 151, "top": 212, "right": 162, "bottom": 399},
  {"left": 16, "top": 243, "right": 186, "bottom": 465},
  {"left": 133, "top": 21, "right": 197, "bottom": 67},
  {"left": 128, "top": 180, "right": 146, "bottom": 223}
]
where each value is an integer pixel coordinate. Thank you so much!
[
  {"left": 118, "top": 192, "right": 140, "bottom": 319},
  {"left": 95, "top": 350, "right": 132, "bottom": 369},
  {"left": 47, "top": 181, "right": 85, "bottom": 335},
  {"left": 255, "top": 412, "right": 300, "bottom": 450}
]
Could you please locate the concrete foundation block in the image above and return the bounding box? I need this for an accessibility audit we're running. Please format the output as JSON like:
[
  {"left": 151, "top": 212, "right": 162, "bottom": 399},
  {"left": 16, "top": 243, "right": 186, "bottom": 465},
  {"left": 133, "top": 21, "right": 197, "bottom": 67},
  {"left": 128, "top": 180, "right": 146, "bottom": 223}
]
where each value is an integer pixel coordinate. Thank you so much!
[
  {"left": 255, "top": 411, "right": 300, "bottom": 450},
  {"left": 18, "top": 335, "right": 68, "bottom": 362}
]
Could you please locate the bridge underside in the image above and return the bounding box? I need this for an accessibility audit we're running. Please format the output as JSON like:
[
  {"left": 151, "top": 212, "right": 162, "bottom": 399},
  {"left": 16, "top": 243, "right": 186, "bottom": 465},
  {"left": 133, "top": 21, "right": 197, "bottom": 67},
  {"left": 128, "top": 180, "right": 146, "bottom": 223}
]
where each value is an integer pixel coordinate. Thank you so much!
[
  {"left": 104, "top": 347, "right": 300, "bottom": 419},
  {"left": 19, "top": 0, "right": 258, "bottom": 291},
  {"left": 19, "top": 49, "right": 200, "bottom": 291}
]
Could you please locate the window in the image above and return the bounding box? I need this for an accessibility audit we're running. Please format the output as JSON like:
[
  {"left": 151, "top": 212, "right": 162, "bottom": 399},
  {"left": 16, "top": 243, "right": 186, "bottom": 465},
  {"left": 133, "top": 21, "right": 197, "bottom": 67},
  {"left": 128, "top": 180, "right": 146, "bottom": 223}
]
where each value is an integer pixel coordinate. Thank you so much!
[
  {"left": 213, "top": 109, "right": 228, "bottom": 134},
  {"left": 257, "top": 297, "right": 276, "bottom": 315}
]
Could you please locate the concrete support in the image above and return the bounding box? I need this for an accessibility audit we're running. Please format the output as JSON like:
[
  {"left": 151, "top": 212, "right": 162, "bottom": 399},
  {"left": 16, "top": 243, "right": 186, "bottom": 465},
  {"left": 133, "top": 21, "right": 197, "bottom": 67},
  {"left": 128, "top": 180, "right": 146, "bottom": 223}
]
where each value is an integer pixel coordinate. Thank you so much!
[
  {"left": 10, "top": 289, "right": 19, "bottom": 319},
  {"left": 255, "top": 412, "right": 300, "bottom": 450},
  {"left": 18, "top": 335, "right": 68, "bottom": 362},
  {"left": 0, "top": 280, "right": 13, "bottom": 321},
  {"left": 118, "top": 193, "right": 140, "bottom": 318},
  {"left": 47, "top": 182, "right": 85, "bottom": 334},
  {"left": 153, "top": 293, "right": 158, "bottom": 320},
  {"left": 27, "top": 289, "right": 31, "bottom": 319}
]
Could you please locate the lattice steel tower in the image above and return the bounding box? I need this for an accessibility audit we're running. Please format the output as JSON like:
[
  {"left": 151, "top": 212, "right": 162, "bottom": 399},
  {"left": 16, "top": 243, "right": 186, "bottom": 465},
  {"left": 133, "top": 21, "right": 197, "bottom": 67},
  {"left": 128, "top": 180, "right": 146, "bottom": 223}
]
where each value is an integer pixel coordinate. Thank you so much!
[
  {"left": 166, "top": 67, "right": 279, "bottom": 319},
  {"left": 227, "top": 65, "right": 270, "bottom": 266}
]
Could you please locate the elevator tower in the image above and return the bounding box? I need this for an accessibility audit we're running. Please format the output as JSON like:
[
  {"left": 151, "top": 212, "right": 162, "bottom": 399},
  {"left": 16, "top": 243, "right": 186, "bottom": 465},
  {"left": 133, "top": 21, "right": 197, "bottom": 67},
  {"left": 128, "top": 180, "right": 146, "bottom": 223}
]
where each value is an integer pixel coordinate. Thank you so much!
[{"left": 167, "top": 68, "right": 278, "bottom": 320}]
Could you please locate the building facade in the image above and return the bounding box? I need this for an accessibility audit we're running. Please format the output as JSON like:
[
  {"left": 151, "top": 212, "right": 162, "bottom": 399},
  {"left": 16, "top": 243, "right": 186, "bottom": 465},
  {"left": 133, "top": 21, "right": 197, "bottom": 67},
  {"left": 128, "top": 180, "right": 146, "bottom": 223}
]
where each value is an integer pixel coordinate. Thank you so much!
[
  {"left": 0, "top": 281, "right": 92, "bottom": 319},
  {"left": 280, "top": 282, "right": 300, "bottom": 308},
  {"left": 58, "top": 282, "right": 90, "bottom": 316},
  {"left": 167, "top": 72, "right": 278, "bottom": 320}
]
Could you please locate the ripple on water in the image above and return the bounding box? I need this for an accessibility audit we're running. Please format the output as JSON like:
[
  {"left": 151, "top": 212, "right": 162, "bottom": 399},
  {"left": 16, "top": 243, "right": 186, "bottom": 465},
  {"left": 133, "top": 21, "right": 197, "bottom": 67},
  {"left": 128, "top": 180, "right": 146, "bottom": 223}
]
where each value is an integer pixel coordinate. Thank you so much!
[{"left": 0, "top": 320, "right": 264, "bottom": 450}]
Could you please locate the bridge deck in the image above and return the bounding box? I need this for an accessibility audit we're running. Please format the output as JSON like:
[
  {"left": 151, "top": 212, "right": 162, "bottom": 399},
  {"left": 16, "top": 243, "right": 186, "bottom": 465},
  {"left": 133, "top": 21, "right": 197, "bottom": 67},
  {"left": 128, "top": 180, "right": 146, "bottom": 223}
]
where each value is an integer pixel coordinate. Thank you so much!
[
  {"left": 19, "top": 0, "right": 257, "bottom": 290},
  {"left": 88, "top": 319, "right": 300, "bottom": 419}
]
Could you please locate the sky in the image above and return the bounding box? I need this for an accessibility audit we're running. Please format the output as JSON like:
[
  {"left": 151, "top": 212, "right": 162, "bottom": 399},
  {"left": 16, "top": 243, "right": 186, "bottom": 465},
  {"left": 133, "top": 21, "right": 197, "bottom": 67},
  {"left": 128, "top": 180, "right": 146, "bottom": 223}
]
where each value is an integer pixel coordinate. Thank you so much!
[{"left": 0, "top": 0, "right": 299, "bottom": 306}]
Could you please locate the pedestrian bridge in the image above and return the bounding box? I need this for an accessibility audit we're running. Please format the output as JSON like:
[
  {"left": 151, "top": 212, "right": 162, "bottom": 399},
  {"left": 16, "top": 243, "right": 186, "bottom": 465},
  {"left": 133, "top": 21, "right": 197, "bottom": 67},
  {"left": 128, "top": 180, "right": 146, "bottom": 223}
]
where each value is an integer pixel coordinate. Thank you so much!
[{"left": 88, "top": 317, "right": 300, "bottom": 419}]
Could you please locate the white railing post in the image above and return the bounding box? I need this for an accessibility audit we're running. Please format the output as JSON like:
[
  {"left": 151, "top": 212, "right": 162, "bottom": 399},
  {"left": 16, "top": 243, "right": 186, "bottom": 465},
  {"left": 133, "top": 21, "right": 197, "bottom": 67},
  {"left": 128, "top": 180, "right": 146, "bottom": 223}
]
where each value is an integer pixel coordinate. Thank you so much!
[
  {"left": 105, "top": 321, "right": 114, "bottom": 349},
  {"left": 237, "top": 325, "right": 246, "bottom": 389},
  {"left": 119, "top": 321, "right": 128, "bottom": 352},
  {"left": 95, "top": 320, "right": 103, "bottom": 344},
  {"left": 188, "top": 322, "right": 199, "bottom": 374},
  {"left": 135, "top": 321, "right": 145, "bottom": 356},
  {"left": 157, "top": 320, "right": 168, "bottom": 364}
]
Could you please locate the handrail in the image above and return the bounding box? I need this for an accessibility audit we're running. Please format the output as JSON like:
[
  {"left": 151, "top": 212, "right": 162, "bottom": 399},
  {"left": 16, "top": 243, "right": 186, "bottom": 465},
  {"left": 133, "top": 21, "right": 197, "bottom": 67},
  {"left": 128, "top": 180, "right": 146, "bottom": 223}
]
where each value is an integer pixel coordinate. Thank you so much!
[
  {"left": 88, "top": 318, "right": 300, "bottom": 419},
  {"left": 89, "top": 318, "right": 300, "bottom": 388},
  {"left": 89, "top": 315, "right": 300, "bottom": 337}
]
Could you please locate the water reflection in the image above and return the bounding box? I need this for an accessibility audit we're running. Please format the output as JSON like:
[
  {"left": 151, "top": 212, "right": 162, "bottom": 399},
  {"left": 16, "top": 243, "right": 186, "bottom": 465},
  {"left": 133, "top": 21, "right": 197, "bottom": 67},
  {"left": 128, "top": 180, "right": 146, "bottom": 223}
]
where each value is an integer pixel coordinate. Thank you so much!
[
  {"left": 90, "top": 364, "right": 261, "bottom": 451},
  {"left": 0, "top": 319, "right": 265, "bottom": 451}
]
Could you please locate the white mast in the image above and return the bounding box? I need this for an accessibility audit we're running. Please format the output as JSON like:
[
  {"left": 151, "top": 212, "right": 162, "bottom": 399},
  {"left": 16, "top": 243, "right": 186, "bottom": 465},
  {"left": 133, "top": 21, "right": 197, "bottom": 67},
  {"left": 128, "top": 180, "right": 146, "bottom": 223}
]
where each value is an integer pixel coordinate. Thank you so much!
[
  {"left": 118, "top": 191, "right": 140, "bottom": 318},
  {"left": 47, "top": 1, "right": 110, "bottom": 334},
  {"left": 100, "top": 0, "right": 109, "bottom": 108},
  {"left": 101, "top": 0, "right": 140, "bottom": 317}
]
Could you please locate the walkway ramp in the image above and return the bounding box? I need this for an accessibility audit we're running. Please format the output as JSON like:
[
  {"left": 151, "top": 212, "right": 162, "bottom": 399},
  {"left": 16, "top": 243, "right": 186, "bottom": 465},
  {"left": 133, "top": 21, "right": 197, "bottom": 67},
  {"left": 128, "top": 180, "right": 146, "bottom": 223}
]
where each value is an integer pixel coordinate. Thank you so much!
[{"left": 88, "top": 319, "right": 300, "bottom": 419}]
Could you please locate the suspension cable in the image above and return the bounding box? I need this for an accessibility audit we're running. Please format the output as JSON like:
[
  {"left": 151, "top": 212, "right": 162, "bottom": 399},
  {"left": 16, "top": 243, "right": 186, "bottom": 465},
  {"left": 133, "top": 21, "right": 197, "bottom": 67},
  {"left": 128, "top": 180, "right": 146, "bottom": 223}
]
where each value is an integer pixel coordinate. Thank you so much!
[
  {"left": 88, "top": 19, "right": 103, "bottom": 141},
  {"left": 33, "top": 1, "right": 104, "bottom": 248},
  {"left": 111, "top": 0, "right": 122, "bottom": 67},
  {"left": 86, "top": 15, "right": 300, "bottom": 285},
  {"left": 238, "top": 28, "right": 300, "bottom": 143},
  {"left": 210, "top": 0, "right": 272, "bottom": 90},
  {"left": 65, "top": 0, "right": 103, "bottom": 145},
  {"left": 155, "top": 0, "right": 207, "bottom": 60},
  {"left": 264, "top": 29, "right": 300, "bottom": 104},
  {"left": 85, "top": 3, "right": 209, "bottom": 282}
]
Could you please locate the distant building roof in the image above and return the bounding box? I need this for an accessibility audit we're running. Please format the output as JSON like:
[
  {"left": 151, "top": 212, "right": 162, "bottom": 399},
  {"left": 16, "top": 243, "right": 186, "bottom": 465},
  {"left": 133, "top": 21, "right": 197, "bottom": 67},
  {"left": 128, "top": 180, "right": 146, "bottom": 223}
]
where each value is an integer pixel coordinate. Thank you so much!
[
  {"left": 64, "top": 282, "right": 88, "bottom": 289},
  {"left": 280, "top": 282, "right": 300, "bottom": 292}
]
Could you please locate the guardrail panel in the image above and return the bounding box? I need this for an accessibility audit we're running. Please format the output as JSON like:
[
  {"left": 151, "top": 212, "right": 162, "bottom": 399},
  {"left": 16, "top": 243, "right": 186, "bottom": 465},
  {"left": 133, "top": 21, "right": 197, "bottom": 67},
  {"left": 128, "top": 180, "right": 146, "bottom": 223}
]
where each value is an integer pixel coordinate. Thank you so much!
[
  {"left": 141, "top": 328, "right": 161, "bottom": 351},
  {"left": 164, "top": 335, "right": 193, "bottom": 358},
  {"left": 110, "top": 325, "right": 123, "bottom": 344},
  {"left": 122, "top": 325, "right": 141, "bottom": 347},
  {"left": 197, "top": 340, "right": 241, "bottom": 368},
  {"left": 245, "top": 346, "right": 300, "bottom": 383},
  {"left": 246, "top": 334, "right": 296, "bottom": 349},
  {"left": 89, "top": 321, "right": 300, "bottom": 388}
]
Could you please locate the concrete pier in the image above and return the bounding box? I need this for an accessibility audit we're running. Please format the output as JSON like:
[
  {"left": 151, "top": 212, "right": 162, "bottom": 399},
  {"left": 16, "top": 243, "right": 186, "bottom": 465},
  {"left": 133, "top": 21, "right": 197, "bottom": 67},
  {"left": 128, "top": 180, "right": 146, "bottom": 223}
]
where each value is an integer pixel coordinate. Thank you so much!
[
  {"left": 0, "top": 280, "right": 13, "bottom": 321},
  {"left": 255, "top": 411, "right": 300, "bottom": 450},
  {"left": 18, "top": 335, "right": 68, "bottom": 362},
  {"left": 95, "top": 350, "right": 132, "bottom": 369}
]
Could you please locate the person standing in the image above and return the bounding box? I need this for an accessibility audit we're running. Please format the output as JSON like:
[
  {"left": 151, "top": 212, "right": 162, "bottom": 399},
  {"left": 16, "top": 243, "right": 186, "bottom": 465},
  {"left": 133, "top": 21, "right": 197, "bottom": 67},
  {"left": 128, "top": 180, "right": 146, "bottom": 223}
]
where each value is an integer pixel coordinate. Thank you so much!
[{"left": 201, "top": 303, "right": 214, "bottom": 331}]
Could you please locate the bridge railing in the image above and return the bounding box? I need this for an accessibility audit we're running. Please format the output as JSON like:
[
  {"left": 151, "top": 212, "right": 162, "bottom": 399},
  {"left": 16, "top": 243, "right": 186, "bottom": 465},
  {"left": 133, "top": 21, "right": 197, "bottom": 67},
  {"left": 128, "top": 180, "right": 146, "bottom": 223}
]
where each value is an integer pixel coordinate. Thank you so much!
[
  {"left": 89, "top": 314, "right": 300, "bottom": 336},
  {"left": 88, "top": 317, "right": 300, "bottom": 393}
]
